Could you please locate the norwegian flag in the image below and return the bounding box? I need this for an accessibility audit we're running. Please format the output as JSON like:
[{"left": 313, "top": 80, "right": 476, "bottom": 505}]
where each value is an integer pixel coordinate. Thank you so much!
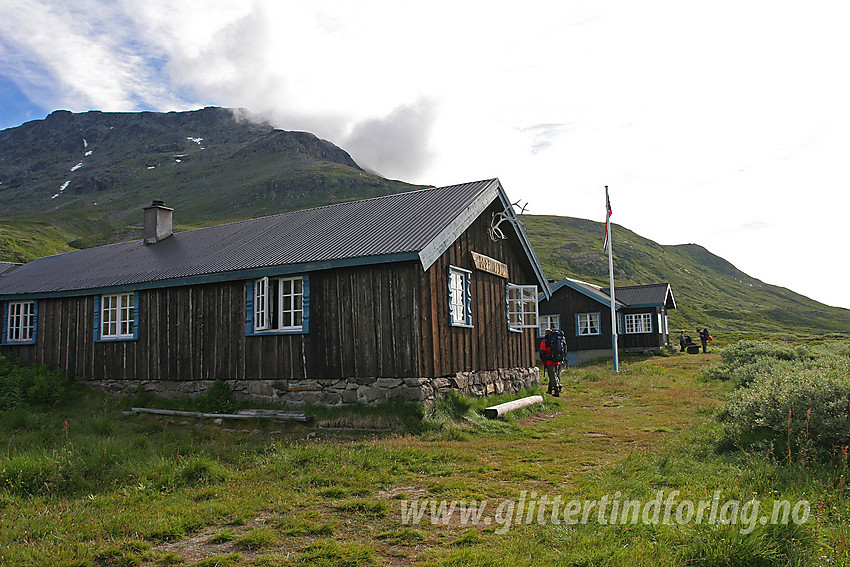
[{"left": 603, "top": 188, "right": 612, "bottom": 252}]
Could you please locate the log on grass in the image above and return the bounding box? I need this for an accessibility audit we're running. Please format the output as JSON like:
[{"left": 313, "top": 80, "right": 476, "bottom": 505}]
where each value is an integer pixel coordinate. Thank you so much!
[
  {"left": 129, "top": 407, "right": 312, "bottom": 422},
  {"left": 484, "top": 395, "right": 543, "bottom": 419}
]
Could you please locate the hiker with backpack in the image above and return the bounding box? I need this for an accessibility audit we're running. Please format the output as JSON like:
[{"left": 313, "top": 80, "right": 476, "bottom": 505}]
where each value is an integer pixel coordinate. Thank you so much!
[
  {"left": 539, "top": 328, "right": 566, "bottom": 397},
  {"left": 698, "top": 328, "right": 712, "bottom": 353}
]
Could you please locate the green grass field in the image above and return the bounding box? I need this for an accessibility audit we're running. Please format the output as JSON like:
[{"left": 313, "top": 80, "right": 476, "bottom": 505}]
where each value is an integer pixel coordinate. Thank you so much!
[{"left": 2, "top": 350, "right": 850, "bottom": 566}]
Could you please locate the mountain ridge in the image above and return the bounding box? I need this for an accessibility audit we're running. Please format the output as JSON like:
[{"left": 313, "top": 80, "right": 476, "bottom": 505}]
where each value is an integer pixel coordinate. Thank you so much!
[
  {"left": 0, "top": 106, "right": 420, "bottom": 241},
  {"left": 520, "top": 215, "right": 850, "bottom": 335}
]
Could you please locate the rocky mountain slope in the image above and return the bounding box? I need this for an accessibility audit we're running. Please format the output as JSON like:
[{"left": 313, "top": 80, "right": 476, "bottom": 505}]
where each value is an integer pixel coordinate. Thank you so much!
[{"left": 0, "top": 106, "right": 420, "bottom": 248}]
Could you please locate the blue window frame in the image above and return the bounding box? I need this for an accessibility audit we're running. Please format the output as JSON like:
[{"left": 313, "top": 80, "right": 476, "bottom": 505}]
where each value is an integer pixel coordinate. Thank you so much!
[
  {"left": 94, "top": 292, "right": 139, "bottom": 342},
  {"left": 448, "top": 266, "right": 473, "bottom": 328},
  {"left": 1, "top": 300, "right": 38, "bottom": 345},
  {"left": 246, "top": 274, "right": 310, "bottom": 335}
]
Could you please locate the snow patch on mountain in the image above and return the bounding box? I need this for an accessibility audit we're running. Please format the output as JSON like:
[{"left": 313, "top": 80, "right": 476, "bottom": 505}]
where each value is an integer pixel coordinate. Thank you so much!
[{"left": 52, "top": 180, "right": 71, "bottom": 199}]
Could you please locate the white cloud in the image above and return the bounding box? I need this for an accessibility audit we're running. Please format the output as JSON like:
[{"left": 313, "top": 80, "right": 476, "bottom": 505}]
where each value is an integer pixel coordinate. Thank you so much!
[{"left": 342, "top": 100, "right": 437, "bottom": 179}]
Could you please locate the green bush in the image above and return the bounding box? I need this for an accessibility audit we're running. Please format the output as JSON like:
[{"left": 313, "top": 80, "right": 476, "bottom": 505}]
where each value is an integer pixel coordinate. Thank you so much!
[
  {"left": 702, "top": 357, "right": 800, "bottom": 388},
  {"left": 810, "top": 341, "right": 850, "bottom": 358},
  {"left": 722, "top": 355, "right": 850, "bottom": 452},
  {"left": 0, "top": 356, "right": 73, "bottom": 410},
  {"left": 194, "top": 379, "right": 235, "bottom": 414},
  {"left": 719, "top": 340, "right": 806, "bottom": 367},
  {"left": 702, "top": 340, "right": 844, "bottom": 387}
]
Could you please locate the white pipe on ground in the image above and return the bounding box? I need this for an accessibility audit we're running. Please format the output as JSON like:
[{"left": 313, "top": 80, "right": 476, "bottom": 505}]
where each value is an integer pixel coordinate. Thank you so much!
[{"left": 484, "top": 395, "right": 544, "bottom": 419}]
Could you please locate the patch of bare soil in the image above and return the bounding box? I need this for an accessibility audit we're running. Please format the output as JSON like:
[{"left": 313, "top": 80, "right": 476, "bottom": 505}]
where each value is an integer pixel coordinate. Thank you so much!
[
  {"left": 151, "top": 515, "right": 272, "bottom": 565},
  {"left": 517, "top": 411, "right": 563, "bottom": 425}
]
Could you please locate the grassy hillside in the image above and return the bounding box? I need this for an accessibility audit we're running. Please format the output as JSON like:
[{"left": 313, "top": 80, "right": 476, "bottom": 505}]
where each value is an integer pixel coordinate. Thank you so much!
[
  {"left": 0, "top": 218, "right": 75, "bottom": 262},
  {"left": 521, "top": 215, "right": 850, "bottom": 336}
]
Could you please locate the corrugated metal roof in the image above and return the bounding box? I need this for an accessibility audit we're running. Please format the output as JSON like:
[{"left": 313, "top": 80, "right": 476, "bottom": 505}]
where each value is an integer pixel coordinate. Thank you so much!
[
  {"left": 549, "top": 278, "right": 675, "bottom": 309},
  {"left": 0, "top": 180, "right": 499, "bottom": 296},
  {"left": 602, "top": 283, "right": 675, "bottom": 308},
  {"left": 0, "top": 262, "right": 21, "bottom": 277}
]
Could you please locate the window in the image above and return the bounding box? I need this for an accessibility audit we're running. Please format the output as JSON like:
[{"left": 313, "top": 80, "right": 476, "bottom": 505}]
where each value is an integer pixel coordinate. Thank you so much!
[
  {"left": 576, "top": 312, "right": 601, "bottom": 336},
  {"left": 279, "top": 276, "right": 304, "bottom": 330},
  {"left": 248, "top": 275, "right": 309, "bottom": 334},
  {"left": 507, "top": 284, "right": 538, "bottom": 331},
  {"left": 538, "top": 314, "right": 560, "bottom": 337},
  {"left": 99, "top": 292, "right": 137, "bottom": 340},
  {"left": 3, "top": 301, "right": 36, "bottom": 344},
  {"left": 448, "top": 267, "right": 472, "bottom": 327},
  {"left": 254, "top": 277, "right": 269, "bottom": 331},
  {"left": 623, "top": 313, "right": 653, "bottom": 334}
]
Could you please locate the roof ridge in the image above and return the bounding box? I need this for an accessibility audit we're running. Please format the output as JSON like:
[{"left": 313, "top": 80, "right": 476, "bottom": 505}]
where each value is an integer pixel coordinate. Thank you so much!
[
  {"left": 603, "top": 282, "right": 669, "bottom": 290},
  {"left": 565, "top": 276, "right": 602, "bottom": 289},
  {"left": 158, "top": 179, "right": 500, "bottom": 238}
]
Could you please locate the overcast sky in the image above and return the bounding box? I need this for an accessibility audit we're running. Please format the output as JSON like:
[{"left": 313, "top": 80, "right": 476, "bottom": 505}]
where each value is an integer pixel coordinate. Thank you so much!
[{"left": 1, "top": 1, "right": 849, "bottom": 310}]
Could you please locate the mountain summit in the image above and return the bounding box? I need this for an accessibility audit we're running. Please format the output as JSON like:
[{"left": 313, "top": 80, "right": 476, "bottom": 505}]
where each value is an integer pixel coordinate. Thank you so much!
[{"left": 0, "top": 106, "right": 419, "bottom": 232}]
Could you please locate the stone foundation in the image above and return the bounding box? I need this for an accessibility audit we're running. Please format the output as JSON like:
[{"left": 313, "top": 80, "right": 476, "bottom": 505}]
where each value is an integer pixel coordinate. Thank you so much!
[{"left": 88, "top": 367, "right": 539, "bottom": 407}]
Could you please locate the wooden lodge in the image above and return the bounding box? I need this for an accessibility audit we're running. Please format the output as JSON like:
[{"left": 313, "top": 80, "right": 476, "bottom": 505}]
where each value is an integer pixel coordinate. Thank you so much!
[
  {"left": 0, "top": 179, "right": 550, "bottom": 405},
  {"left": 537, "top": 278, "right": 676, "bottom": 365}
]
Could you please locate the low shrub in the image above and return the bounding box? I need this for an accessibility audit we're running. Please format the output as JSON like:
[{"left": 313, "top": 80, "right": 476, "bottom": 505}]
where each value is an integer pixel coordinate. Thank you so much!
[
  {"left": 722, "top": 355, "right": 850, "bottom": 453},
  {"left": 703, "top": 339, "right": 849, "bottom": 388},
  {"left": 702, "top": 357, "right": 800, "bottom": 388},
  {"left": 719, "top": 340, "right": 806, "bottom": 367},
  {"left": 0, "top": 356, "right": 73, "bottom": 410},
  {"left": 194, "top": 379, "right": 236, "bottom": 414}
]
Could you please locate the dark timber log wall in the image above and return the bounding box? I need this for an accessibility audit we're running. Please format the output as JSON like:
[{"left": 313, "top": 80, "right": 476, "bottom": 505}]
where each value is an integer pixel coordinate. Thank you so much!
[
  {"left": 418, "top": 200, "right": 538, "bottom": 378},
  {"left": 2, "top": 261, "right": 423, "bottom": 383}
]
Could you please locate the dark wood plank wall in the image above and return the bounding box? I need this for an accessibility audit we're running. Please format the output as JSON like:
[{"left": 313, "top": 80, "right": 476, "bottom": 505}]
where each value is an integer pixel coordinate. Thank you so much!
[
  {"left": 418, "top": 200, "right": 539, "bottom": 378},
  {"left": 538, "top": 287, "right": 613, "bottom": 351},
  {"left": 1, "top": 261, "right": 423, "bottom": 382},
  {"left": 306, "top": 261, "right": 420, "bottom": 379},
  {"left": 1, "top": 296, "right": 97, "bottom": 378},
  {"left": 618, "top": 306, "right": 664, "bottom": 350}
]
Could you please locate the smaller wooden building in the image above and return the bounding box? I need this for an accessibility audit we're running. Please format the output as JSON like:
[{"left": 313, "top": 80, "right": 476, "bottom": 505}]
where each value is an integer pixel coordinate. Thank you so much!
[{"left": 537, "top": 278, "right": 676, "bottom": 365}]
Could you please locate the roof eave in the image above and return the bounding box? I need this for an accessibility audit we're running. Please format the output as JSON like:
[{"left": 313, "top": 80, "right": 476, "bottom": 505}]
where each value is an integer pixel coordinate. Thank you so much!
[
  {"left": 0, "top": 251, "right": 421, "bottom": 300},
  {"left": 666, "top": 283, "right": 677, "bottom": 310},
  {"left": 417, "top": 179, "right": 551, "bottom": 299},
  {"left": 548, "top": 278, "right": 625, "bottom": 307}
]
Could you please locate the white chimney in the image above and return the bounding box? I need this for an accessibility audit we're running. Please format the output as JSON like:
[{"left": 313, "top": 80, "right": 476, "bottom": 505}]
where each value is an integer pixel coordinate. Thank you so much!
[{"left": 143, "top": 200, "right": 173, "bottom": 245}]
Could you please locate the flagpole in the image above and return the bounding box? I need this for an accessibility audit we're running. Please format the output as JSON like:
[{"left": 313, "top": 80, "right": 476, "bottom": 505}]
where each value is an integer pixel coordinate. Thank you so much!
[{"left": 605, "top": 186, "right": 620, "bottom": 372}]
